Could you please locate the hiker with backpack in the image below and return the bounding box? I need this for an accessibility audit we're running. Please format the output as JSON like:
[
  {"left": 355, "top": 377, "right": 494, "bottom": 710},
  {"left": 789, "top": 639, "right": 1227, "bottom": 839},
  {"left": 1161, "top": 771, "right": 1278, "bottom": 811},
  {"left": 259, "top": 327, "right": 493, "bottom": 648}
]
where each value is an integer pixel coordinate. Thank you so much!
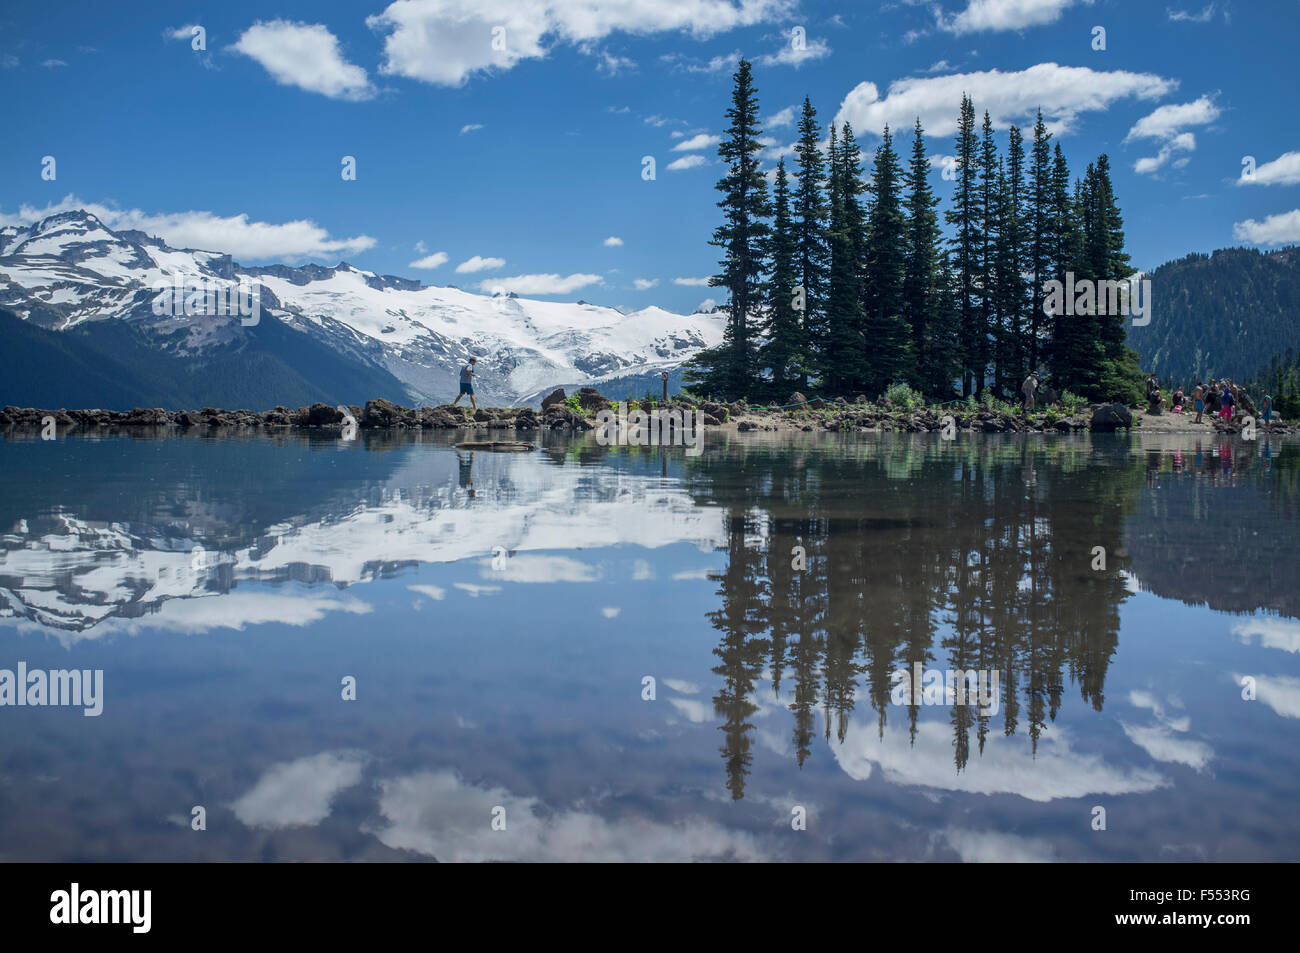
[{"left": 452, "top": 357, "right": 479, "bottom": 412}]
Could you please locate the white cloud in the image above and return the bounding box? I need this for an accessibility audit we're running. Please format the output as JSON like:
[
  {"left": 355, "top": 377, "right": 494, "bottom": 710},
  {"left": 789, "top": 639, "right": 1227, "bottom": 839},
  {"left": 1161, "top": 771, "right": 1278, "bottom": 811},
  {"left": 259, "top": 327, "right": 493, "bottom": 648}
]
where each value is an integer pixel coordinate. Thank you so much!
[
  {"left": 937, "top": 0, "right": 1088, "bottom": 35},
  {"left": 667, "top": 154, "right": 709, "bottom": 171},
  {"left": 765, "top": 105, "right": 798, "bottom": 128},
  {"left": 164, "top": 25, "right": 200, "bottom": 42},
  {"left": 601, "top": 607, "right": 621, "bottom": 618},
  {"left": 696, "top": 297, "right": 718, "bottom": 312},
  {"left": 231, "top": 20, "right": 374, "bottom": 101},
  {"left": 673, "top": 276, "right": 711, "bottom": 286},
  {"left": 232, "top": 752, "right": 366, "bottom": 829},
  {"left": 756, "top": 36, "right": 830, "bottom": 68},
  {"left": 459, "top": 122, "right": 484, "bottom": 134},
  {"left": 835, "top": 62, "right": 1175, "bottom": 140},
  {"left": 409, "top": 251, "right": 449, "bottom": 269},
  {"left": 633, "top": 278, "right": 658, "bottom": 290},
  {"left": 0, "top": 195, "right": 376, "bottom": 262},
  {"left": 603, "top": 236, "right": 624, "bottom": 246},
  {"left": 455, "top": 255, "right": 506, "bottom": 273},
  {"left": 1133, "top": 131, "right": 1197, "bottom": 175},
  {"left": 367, "top": 0, "right": 794, "bottom": 87},
  {"left": 41, "top": 59, "right": 68, "bottom": 68},
  {"left": 478, "top": 273, "right": 603, "bottom": 295},
  {"left": 1125, "top": 95, "right": 1219, "bottom": 142},
  {"left": 1238, "top": 151, "right": 1300, "bottom": 187},
  {"left": 596, "top": 51, "right": 636, "bottom": 75},
  {"left": 673, "top": 133, "right": 721, "bottom": 152},
  {"left": 1233, "top": 209, "right": 1300, "bottom": 246},
  {"left": 1168, "top": 3, "right": 1218, "bottom": 22}
]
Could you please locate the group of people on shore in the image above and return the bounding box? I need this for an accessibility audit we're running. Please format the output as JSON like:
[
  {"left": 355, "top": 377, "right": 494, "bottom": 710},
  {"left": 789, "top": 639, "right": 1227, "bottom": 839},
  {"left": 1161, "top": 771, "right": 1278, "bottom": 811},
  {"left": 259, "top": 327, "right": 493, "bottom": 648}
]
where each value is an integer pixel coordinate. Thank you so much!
[{"left": 1145, "top": 375, "right": 1274, "bottom": 428}]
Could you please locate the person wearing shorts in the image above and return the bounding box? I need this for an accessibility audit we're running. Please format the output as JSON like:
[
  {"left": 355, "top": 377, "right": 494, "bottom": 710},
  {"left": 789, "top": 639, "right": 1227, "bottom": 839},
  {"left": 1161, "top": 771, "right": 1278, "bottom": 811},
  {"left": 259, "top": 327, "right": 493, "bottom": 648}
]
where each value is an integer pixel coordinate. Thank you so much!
[
  {"left": 452, "top": 356, "right": 478, "bottom": 411},
  {"left": 1193, "top": 382, "right": 1204, "bottom": 423}
]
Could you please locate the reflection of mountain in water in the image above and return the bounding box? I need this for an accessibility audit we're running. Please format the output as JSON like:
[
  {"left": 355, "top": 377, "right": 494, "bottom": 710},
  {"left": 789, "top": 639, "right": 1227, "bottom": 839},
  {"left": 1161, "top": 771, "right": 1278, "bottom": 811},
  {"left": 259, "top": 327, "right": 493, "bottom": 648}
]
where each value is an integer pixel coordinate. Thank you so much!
[
  {"left": 1125, "top": 438, "right": 1300, "bottom": 619},
  {"left": 0, "top": 433, "right": 723, "bottom": 635}
]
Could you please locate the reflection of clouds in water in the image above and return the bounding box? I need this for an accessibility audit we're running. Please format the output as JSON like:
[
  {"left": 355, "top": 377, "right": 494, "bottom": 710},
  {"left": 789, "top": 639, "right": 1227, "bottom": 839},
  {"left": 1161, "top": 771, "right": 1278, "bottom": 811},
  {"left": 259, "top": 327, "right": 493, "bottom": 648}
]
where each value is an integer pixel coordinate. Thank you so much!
[
  {"left": 671, "top": 568, "right": 714, "bottom": 581},
  {"left": 369, "top": 769, "right": 766, "bottom": 862},
  {"left": 1233, "top": 618, "right": 1300, "bottom": 654},
  {"left": 832, "top": 721, "right": 1167, "bottom": 802},
  {"left": 663, "top": 679, "right": 701, "bottom": 695},
  {"left": 477, "top": 555, "right": 600, "bottom": 583},
  {"left": 453, "top": 583, "right": 501, "bottom": 598},
  {"left": 600, "top": 607, "right": 621, "bottom": 618},
  {"left": 232, "top": 751, "right": 367, "bottom": 830},
  {"left": 1235, "top": 673, "right": 1300, "bottom": 719},
  {"left": 33, "top": 591, "right": 372, "bottom": 643},
  {"left": 1121, "top": 723, "right": 1214, "bottom": 772},
  {"left": 408, "top": 584, "right": 446, "bottom": 600},
  {"left": 632, "top": 560, "right": 654, "bottom": 581},
  {"left": 1123, "top": 690, "right": 1212, "bottom": 771},
  {"left": 940, "top": 828, "right": 1058, "bottom": 863},
  {"left": 668, "top": 697, "right": 712, "bottom": 723}
]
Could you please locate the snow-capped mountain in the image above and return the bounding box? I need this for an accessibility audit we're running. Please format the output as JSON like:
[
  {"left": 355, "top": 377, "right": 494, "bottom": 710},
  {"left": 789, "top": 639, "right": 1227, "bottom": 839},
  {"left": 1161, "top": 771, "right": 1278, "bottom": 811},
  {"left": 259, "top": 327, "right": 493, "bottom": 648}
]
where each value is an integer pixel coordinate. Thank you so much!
[{"left": 0, "top": 210, "right": 723, "bottom": 407}]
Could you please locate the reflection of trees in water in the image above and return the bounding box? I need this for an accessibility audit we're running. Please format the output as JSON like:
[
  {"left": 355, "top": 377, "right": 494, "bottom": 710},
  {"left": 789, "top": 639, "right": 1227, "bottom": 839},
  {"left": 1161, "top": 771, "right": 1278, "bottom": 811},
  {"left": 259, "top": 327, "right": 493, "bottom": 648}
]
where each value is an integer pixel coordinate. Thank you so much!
[
  {"left": 687, "top": 438, "right": 1144, "bottom": 799},
  {"left": 1127, "top": 439, "right": 1300, "bottom": 618}
]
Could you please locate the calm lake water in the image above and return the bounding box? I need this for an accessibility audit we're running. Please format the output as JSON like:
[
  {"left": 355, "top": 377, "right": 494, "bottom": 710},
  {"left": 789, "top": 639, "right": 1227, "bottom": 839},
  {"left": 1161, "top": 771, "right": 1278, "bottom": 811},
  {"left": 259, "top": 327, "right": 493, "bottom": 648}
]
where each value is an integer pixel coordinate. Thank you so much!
[{"left": 1, "top": 428, "right": 1297, "bottom": 862}]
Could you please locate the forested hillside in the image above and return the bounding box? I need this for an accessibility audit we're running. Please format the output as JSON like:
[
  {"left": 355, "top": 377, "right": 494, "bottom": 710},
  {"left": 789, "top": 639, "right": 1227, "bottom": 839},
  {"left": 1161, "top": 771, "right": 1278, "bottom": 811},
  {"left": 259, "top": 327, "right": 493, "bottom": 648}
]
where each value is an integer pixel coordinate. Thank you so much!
[{"left": 1127, "top": 247, "right": 1300, "bottom": 384}]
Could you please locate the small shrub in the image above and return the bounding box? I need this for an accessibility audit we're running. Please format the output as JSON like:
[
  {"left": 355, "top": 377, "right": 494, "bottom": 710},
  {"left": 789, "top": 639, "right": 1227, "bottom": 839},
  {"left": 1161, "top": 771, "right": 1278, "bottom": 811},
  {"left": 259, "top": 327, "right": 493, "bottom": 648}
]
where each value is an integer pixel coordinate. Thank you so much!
[{"left": 883, "top": 382, "right": 924, "bottom": 411}]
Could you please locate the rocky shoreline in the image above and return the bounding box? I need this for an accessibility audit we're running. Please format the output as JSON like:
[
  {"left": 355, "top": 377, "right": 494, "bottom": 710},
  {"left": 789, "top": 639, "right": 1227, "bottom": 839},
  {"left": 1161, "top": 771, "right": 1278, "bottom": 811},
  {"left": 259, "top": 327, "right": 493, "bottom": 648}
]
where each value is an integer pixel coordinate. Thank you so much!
[{"left": 3, "top": 385, "right": 1293, "bottom": 437}]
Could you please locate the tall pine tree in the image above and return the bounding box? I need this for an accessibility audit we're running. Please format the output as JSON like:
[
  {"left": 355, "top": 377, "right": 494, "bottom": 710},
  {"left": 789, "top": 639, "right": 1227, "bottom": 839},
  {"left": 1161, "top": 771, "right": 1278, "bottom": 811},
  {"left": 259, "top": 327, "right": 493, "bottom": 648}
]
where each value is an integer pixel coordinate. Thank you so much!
[
  {"left": 684, "top": 58, "right": 771, "bottom": 399},
  {"left": 792, "top": 97, "right": 828, "bottom": 384},
  {"left": 863, "top": 124, "right": 911, "bottom": 392},
  {"left": 760, "top": 159, "right": 806, "bottom": 398},
  {"left": 902, "top": 118, "right": 957, "bottom": 397},
  {"left": 946, "top": 95, "right": 982, "bottom": 397}
]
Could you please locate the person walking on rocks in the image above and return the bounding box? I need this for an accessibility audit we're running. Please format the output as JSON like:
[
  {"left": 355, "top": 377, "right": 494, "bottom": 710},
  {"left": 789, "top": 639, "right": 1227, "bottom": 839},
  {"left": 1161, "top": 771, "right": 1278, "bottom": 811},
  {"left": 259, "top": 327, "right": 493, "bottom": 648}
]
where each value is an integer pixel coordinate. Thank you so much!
[
  {"left": 1022, "top": 372, "right": 1038, "bottom": 411},
  {"left": 453, "top": 357, "right": 479, "bottom": 412}
]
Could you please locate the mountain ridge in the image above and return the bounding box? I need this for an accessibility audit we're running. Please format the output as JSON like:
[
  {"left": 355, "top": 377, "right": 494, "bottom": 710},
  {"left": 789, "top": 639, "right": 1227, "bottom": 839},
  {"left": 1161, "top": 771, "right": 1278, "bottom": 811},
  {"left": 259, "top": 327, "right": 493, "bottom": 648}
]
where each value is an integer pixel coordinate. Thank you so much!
[{"left": 0, "top": 210, "right": 723, "bottom": 408}]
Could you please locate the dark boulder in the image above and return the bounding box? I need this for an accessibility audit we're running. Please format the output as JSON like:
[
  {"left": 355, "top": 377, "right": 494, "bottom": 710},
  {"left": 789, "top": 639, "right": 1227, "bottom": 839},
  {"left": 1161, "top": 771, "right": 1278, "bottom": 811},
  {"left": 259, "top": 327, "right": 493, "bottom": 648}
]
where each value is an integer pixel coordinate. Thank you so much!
[
  {"left": 1090, "top": 403, "right": 1133, "bottom": 432},
  {"left": 306, "top": 403, "right": 343, "bottom": 426},
  {"left": 541, "top": 388, "right": 567, "bottom": 410}
]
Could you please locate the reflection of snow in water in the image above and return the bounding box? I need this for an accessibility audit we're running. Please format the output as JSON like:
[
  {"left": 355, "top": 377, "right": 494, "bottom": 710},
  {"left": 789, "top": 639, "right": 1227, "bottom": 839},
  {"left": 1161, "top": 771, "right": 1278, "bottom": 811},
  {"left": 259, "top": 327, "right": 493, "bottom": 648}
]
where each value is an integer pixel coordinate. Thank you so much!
[{"left": 0, "top": 453, "right": 725, "bottom": 638}]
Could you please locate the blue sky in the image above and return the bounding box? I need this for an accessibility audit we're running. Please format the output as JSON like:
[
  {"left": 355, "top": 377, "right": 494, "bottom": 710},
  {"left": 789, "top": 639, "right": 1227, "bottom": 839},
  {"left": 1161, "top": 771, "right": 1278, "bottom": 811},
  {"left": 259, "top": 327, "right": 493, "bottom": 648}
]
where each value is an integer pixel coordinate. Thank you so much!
[{"left": 2, "top": 0, "right": 1298, "bottom": 314}]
